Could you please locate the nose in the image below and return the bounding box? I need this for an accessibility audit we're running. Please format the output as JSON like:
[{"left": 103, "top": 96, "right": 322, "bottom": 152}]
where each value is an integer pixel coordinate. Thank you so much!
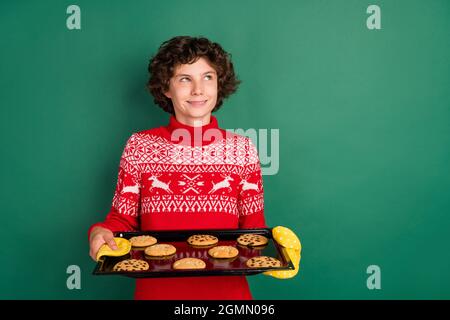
[{"left": 191, "top": 79, "right": 203, "bottom": 95}]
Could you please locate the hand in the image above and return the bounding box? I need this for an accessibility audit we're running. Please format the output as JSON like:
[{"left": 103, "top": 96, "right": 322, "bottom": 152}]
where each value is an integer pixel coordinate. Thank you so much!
[
  {"left": 89, "top": 226, "right": 118, "bottom": 261},
  {"left": 264, "top": 226, "right": 302, "bottom": 279}
]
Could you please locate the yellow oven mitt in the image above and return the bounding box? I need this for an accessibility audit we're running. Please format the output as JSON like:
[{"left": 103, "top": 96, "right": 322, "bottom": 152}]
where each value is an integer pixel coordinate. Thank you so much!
[
  {"left": 264, "top": 226, "right": 302, "bottom": 279},
  {"left": 96, "top": 237, "right": 131, "bottom": 261}
]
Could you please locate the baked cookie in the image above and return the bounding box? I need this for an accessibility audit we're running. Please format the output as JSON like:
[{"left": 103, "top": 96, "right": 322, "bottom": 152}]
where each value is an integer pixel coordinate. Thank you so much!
[
  {"left": 129, "top": 235, "right": 157, "bottom": 248},
  {"left": 187, "top": 234, "right": 219, "bottom": 247},
  {"left": 144, "top": 244, "right": 177, "bottom": 257},
  {"left": 208, "top": 246, "right": 239, "bottom": 259},
  {"left": 246, "top": 256, "right": 281, "bottom": 268},
  {"left": 173, "top": 258, "right": 206, "bottom": 270},
  {"left": 113, "top": 259, "right": 149, "bottom": 272},
  {"left": 237, "top": 234, "right": 269, "bottom": 247}
]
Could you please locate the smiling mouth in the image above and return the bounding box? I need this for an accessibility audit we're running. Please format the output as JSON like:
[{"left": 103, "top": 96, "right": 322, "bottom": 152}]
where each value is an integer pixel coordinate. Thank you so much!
[{"left": 187, "top": 100, "right": 208, "bottom": 106}]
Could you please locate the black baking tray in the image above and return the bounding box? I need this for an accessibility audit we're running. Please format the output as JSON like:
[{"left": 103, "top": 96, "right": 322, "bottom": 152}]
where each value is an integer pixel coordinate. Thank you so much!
[{"left": 92, "top": 228, "right": 295, "bottom": 278}]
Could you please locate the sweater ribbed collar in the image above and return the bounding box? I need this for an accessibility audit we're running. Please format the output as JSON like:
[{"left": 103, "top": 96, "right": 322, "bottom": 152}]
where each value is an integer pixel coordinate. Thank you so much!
[{"left": 164, "top": 115, "right": 222, "bottom": 147}]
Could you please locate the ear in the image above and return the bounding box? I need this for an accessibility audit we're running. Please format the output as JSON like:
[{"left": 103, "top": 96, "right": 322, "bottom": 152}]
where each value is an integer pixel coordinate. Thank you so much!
[
  {"left": 163, "top": 81, "right": 172, "bottom": 99},
  {"left": 163, "top": 90, "right": 172, "bottom": 99}
]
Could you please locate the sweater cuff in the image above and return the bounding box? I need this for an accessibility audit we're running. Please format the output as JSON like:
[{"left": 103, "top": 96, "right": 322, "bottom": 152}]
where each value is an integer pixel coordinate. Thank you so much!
[{"left": 239, "top": 210, "right": 267, "bottom": 229}]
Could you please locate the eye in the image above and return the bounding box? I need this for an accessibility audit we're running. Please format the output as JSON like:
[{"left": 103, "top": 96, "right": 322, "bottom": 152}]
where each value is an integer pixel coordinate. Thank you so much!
[
  {"left": 180, "top": 77, "right": 190, "bottom": 82},
  {"left": 204, "top": 74, "right": 214, "bottom": 80}
]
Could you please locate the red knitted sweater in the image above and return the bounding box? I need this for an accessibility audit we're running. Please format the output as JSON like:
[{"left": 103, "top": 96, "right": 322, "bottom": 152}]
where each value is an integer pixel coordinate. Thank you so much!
[{"left": 88, "top": 115, "right": 266, "bottom": 300}]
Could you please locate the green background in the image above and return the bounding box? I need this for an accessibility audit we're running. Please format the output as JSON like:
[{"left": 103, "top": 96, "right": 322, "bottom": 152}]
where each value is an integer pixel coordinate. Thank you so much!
[{"left": 1, "top": 0, "right": 449, "bottom": 299}]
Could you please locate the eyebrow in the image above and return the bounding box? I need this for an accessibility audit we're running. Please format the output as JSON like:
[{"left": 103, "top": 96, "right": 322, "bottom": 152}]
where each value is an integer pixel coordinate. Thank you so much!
[{"left": 174, "top": 71, "right": 216, "bottom": 78}]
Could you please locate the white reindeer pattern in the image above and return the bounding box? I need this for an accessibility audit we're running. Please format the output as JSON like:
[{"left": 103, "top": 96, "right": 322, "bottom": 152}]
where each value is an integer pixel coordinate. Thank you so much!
[
  {"left": 148, "top": 175, "right": 173, "bottom": 193},
  {"left": 208, "top": 175, "right": 233, "bottom": 194},
  {"left": 239, "top": 179, "right": 260, "bottom": 193}
]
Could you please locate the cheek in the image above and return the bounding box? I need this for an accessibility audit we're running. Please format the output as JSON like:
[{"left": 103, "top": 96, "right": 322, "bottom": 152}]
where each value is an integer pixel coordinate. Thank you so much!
[
  {"left": 172, "top": 85, "right": 191, "bottom": 99},
  {"left": 206, "top": 82, "right": 218, "bottom": 96}
]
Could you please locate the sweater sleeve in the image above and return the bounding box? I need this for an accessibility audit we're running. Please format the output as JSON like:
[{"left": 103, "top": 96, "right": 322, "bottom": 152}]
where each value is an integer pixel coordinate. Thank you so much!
[
  {"left": 237, "top": 137, "right": 267, "bottom": 229},
  {"left": 88, "top": 134, "right": 141, "bottom": 239}
]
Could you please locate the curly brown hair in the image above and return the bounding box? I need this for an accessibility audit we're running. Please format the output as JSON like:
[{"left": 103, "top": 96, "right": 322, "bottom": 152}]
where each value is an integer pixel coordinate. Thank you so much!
[{"left": 147, "top": 36, "right": 241, "bottom": 114}]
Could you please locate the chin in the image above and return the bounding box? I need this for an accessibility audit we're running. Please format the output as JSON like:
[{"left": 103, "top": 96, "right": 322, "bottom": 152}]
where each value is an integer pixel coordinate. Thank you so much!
[{"left": 187, "top": 106, "right": 214, "bottom": 116}]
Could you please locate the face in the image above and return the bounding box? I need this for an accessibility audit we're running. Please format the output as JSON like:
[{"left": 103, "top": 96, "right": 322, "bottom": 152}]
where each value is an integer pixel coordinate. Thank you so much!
[{"left": 164, "top": 57, "right": 218, "bottom": 126}]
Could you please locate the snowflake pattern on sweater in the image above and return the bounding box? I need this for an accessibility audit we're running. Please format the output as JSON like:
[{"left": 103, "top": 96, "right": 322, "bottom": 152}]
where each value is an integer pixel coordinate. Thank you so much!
[{"left": 115, "top": 133, "right": 264, "bottom": 215}]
